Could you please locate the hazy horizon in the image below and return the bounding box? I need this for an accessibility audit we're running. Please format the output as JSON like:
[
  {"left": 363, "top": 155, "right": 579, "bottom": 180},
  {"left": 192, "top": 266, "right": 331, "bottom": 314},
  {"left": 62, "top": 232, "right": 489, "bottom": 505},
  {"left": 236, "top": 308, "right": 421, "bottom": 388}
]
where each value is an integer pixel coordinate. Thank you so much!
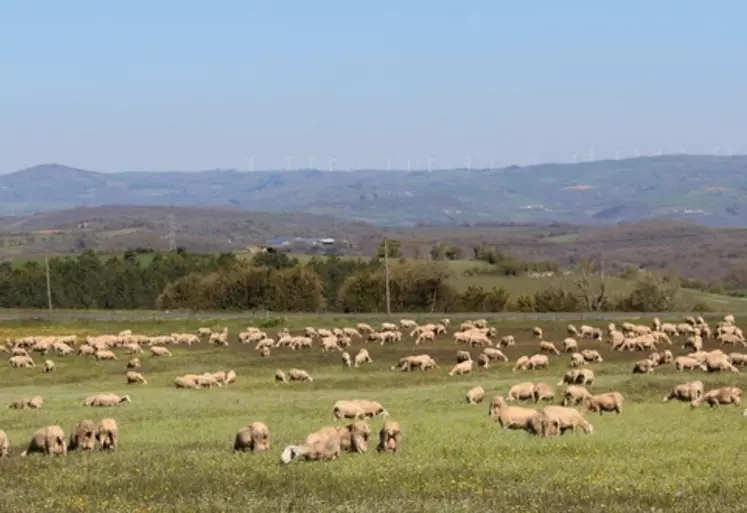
[{"left": 2, "top": 1, "right": 746, "bottom": 173}]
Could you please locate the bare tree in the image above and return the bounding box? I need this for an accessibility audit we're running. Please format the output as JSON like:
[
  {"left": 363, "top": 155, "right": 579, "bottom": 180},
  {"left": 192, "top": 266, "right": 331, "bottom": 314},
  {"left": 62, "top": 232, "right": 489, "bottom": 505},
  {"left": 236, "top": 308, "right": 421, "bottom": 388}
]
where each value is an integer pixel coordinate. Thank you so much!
[{"left": 572, "top": 255, "right": 608, "bottom": 312}]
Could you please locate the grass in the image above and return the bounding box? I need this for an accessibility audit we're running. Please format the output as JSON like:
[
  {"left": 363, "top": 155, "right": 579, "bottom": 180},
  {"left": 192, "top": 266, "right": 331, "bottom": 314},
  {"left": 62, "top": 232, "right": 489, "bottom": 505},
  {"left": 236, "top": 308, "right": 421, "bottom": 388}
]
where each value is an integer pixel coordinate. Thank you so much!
[{"left": 1, "top": 315, "right": 747, "bottom": 512}]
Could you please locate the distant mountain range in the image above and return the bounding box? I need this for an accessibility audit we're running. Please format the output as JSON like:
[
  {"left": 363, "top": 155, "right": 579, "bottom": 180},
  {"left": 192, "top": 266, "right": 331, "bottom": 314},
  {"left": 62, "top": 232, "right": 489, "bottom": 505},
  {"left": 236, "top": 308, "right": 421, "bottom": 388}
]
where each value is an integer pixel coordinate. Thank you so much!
[{"left": 3, "top": 156, "right": 747, "bottom": 226}]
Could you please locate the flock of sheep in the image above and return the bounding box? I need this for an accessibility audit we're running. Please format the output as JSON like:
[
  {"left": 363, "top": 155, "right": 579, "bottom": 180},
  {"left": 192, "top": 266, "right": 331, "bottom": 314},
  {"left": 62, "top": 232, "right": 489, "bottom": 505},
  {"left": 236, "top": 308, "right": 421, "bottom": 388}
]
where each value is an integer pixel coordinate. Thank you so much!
[{"left": 2, "top": 313, "right": 746, "bottom": 462}]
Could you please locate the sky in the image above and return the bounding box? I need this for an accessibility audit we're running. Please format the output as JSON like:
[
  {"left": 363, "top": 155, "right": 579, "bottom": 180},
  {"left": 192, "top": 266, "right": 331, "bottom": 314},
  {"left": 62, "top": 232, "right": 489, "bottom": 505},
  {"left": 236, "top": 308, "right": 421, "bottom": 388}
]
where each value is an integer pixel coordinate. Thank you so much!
[{"left": 1, "top": 1, "right": 746, "bottom": 173}]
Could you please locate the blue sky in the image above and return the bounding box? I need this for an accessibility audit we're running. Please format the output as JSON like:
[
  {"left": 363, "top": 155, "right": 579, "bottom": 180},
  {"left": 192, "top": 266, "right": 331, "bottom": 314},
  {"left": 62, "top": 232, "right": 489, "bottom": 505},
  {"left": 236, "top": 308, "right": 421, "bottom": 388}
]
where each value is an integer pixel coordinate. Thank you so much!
[{"left": 1, "top": 1, "right": 745, "bottom": 172}]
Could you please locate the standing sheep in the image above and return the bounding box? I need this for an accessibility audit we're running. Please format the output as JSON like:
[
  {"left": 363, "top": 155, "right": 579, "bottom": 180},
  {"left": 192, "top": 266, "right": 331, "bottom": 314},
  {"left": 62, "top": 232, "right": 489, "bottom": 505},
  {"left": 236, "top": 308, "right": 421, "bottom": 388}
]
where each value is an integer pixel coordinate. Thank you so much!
[
  {"left": 21, "top": 425, "right": 67, "bottom": 457},
  {"left": 96, "top": 418, "right": 118, "bottom": 450},
  {"left": 68, "top": 419, "right": 97, "bottom": 452},
  {"left": 354, "top": 349, "right": 372, "bottom": 367},
  {"left": 274, "top": 369, "right": 288, "bottom": 383},
  {"left": 663, "top": 381, "right": 704, "bottom": 403},
  {"left": 289, "top": 368, "right": 313, "bottom": 382},
  {"left": 489, "top": 396, "right": 536, "bottom": 430},
  {"left": 466, "top": 386, "right": 486, "bottom": 405},
  {"left": 43, "top": 360, "right": 55, "bottom": 373},
  {"left": 376, "top": 420, "right": 402, "bottom": 454},
  {"left": 150, "top": 346, "right": 172, "bottom": 357},
  {"left": 126, "top": 371, "right": 147, "bottom": 384},
  {"left": 449, "top": 359, "right": 473, "bottom": 376},
  {"left": 585, "top": 392, "right": 624, "bottom": 415}
]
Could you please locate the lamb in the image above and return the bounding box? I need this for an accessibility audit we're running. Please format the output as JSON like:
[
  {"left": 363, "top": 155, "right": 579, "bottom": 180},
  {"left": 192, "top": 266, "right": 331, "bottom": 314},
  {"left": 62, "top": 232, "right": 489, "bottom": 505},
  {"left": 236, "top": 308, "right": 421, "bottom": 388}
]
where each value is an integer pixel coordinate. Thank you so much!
[
  {"left": 585, "top": 391, "right": 624, "bottom": 415},
  {"left": 22, "top": 425, "right": 67, "bottom": 457},
  {"left": 466, "top": 386, "right": 486, "bottom": 405},
  {"left": 663, "top": 381, "right": 704, "bottom": 402},
  {"left": 376, "top": 420, "right": 402, "bottom": 454},
  {"left": 488, "top": 395, "right": 536, "bottom": 430},
  {"left": 526, "top": 409, "right": 560, "bottom": 437},
  {"left": 558, "top": 368, "right": 594, "bottom": 387},
  {"left": 82, "top": 393, "right": 132, "bottom": 407},
  {"left": 43, "top": 359, "right": 55, "bottom": 372},
  {"left": 449, "top": 359, "right": 473, "bottom": 376},
  {"left": 691, "top": 387, "right": 742, "bottom": 408},
  {"left": 289, "top": 368, "right": 313, "bottom": 382},
  {"left": 259, "top": 347, "right": 270, "bottom": 358},
  {"left": 96, "top": 418, "right": 118, "bottom": 450},
  {"left": 234, "top": 422, "right": 270, "bottom": 452},
  {"left": 126, "top": 371, "right": 147, "bottom": 384}
]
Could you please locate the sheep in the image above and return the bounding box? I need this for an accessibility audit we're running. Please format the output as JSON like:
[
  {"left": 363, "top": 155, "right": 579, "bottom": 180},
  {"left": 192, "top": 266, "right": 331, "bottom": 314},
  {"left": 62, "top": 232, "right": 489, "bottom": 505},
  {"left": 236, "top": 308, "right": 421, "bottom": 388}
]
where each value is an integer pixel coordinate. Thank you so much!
[
  {"left": 466, "top": 386, "right": 486, "bottom": 405},
  {"left": 96, "top": 418, "right": 118, "bottom": 450},
  {"left": 488, "top": 395, "right": 536, "bottom": 430},
  {"left": 336, "top": 420, "right": 371, "bottom": 454},
  {"left": 280, "top": 426, "right": 341, "bottom": 464},
  {"left": 348, "top": 399, "right": 389, "bottom": 419},
  {"left": 526, "top": 354, "right": 550, "bottom": 370},
  {"left": 43, "top": 359, "right": 55, "bottom": 373},
  {"left": 526, "top": 409, "right": 560, "bottom": 437},
  {"left": 539, "top": 341, "right": 561, "bottom": 355},
  {"left": 94, "top": 349, "right": 118, "bottom": 361},
  {"left": 729, "top": 353, "right": 747, "bottom": 367},
  {"left": 567, "top": 324, "right": 580, "bottom": 337},
  {"left": 289, "top": 368, "right": 313, "bottom": 382},
  {"left": 562, "top": 385, "right": 592, "bottom": 406},
  {"left": 499, "top": 335, "right": 516, "bottom": 347},
  {"left": 532, "top": 382, "right": 555, "bottom": 403},
  {"left": 274, "top": 369, "right": 288, "bottom": 383},
  {"left": 674, "top": 356, "right": 707, "bottom": 372},
  {"left": 21, "top": 425, "right": 67, "bottom": 457},
  {"left": 354, "top": 349, "right": 372, "bottom": 367},
  {"left": 341, "top": 352, "right": 352, "bottom": 368},
  {"left": 663, "top": 381, "right": 704, "bottom": 402},
  {"left": 456, "top": 350, "right": 472, "bottom": 363},
  {"left": 563, "top": 338, "right": 579, "bottom": 353},
  {"left": 82, "top": 393, "right": 131, "bottom": 407},
  {"left": 532, "top": 326, "right": 543, "bottom": 339},
  {"left": 376, "top": 420, "right": 402, "bottom": 454},
  {"left": 542, "top": 405, "right": 594, "bottom": 435},
  {"left": 150, "top": 346, "right": 172, "bottom": 357},
  {"left": 705, "top": 353, "right": 739, "bottom": 373},
  {"left": 0, "top": 429, "right": 8, "bottom": 457},
  {"left": 333, "top": 400, "right": 367, "bottom": 420},
  {"left": 9, "top": 355, "right": 35, "bottom": 368},
  {"left": 581, "top": 349, "right": 603, "bottom": 364},
  {"left": 392, "top": 354, "right": 438, "bottom": 372},
  {"left": 68, "top": 419, "right": 97, "bottom": 451},
  {"left": 9, "top": 398, "right": 28, "bottom": 409},
  {"left": 691, "top": 387, "right": 742, "bottom": 408},
  {"left": 234, "top": 422, "right": 270, "bottom": 452},
  {"left": 585, "top": 391, "right": 624, "bottom": 415},
  {"left": 482, "top": 347, "right": 508, "bottom": 362},
  {"left": 126, "top": 357, "right": 141, "bottom": 369},
  {"left": 570, "top": 353, "right": 585, "bottom": 367},
  {"left": 126, "top": 371, "right": 147, "bottom": 384},
  {"left": 449, "top": 359, "right": 473, "bottom": 376},
  {"left": 558, "top": 368, "right": 595, "bottom": 387},
  {"left": 507, "top": 382, "right": 536, "bottom": 402},
  {"left": 632, "top": 359, "right": 657, "bottom": 374},
  {"left": 225, "top": 370, "right": 236, "bottom": 385},
  {"left": 27, "top": 395, "right": 43, "bottom": 409},
  {"left": 196, "top": 374, "right": 222, "bottom": 388}
]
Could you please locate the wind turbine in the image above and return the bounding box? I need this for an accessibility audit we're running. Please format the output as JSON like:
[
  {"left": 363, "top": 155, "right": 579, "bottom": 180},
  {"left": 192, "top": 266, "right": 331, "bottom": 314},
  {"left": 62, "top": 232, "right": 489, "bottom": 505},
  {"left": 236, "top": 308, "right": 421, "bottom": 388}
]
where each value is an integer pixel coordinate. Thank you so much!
[
  {"left": 245, "top": 156, "right": 254, "bottom": 172},
  {"left": 427, "top": 157, "right": 436, "bottom": 172},
  {"left": 614, "top": 150, "right": 620, "bottom": 160},
  {"left": 285, "top": 156, "right": 293, "bottom": 171},
  {"left": 572, "top": 152, "right": 578, "bottom": 163},
  {"left": 634, "top": 145, "right": 640, "bottom": 158},
  {"left": 308, "top": 157, "right": 315, "bottom": 170},
  {"left": 406, "top": 159, "right": 411, "bottom": 172},
  {"left": 328, "top": 157, "right": 336, "bottom": 171},
  {"left": 489, "top": 156, "right": 494, "bottom": 170},
  {"left": 464, "top": 156, "right": 471, "bottom": 170},
  {"left": 588, "top": 148, "right": 595, "bottom": 162}
]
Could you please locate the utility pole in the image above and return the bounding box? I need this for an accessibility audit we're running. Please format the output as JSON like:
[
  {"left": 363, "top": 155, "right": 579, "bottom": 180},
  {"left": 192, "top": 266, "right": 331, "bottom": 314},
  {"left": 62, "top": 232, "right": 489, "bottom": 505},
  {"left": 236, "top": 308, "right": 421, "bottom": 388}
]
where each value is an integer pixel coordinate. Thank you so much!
[
  {"left": 384, "top": 238, "right": 391, "bottom": 316},
  {"left": 45, "top": 255, "right": 52, "bottom": 311}
]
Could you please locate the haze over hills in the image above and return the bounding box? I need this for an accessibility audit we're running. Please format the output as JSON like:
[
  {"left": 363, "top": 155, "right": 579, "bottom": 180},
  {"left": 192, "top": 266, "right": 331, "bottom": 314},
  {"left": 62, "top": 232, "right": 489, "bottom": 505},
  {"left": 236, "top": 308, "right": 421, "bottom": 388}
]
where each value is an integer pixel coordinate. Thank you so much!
[{"left": 3, "top": 155, "right": 747, "bottom": 226}]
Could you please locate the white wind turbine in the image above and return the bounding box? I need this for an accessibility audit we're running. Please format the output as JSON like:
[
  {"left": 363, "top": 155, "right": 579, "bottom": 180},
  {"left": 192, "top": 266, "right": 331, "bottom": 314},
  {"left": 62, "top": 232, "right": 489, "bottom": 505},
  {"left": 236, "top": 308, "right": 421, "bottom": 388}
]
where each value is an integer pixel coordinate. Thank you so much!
[
  {"left": 489, "top": 156, "right": 494, "bottom": 170},
  {"left": 285, "top": 156, "right": 293, "bottom": 171},
  {"left": 427, "top": 157, "right": 436, "bottom": 172},
  {"left": 328, "top": 157, "right": 336, "bottom": 171},
  {"left": 464, "top": 156, "right": 471, "bottom": 170},
  {"left": 308, "top": 157, "right": 315, "bottom": 169},
  {"left": 245, "top": 156, "right": 254, "bottom": 172},
  {"left": 588, "top": 148, "right": 595, "bottom": 161},
  {"left": 406, "top": 159, "right": 411, "bottom": 172}
]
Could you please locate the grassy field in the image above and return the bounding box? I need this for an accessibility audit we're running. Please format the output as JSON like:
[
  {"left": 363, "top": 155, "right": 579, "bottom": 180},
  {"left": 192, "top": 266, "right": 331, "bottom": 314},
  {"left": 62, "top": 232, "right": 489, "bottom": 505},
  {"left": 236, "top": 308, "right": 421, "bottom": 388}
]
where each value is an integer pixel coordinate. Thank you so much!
[{"left": 1, "top": 315, "right": 747, "bottom": 512}]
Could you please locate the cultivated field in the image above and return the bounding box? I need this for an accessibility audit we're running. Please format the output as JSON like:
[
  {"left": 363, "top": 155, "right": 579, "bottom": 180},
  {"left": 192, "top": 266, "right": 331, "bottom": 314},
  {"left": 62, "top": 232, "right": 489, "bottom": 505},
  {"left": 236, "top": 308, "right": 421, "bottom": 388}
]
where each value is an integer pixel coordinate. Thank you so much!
[{"left": 1, "top": 315, "right": 747, "bottom": 513}]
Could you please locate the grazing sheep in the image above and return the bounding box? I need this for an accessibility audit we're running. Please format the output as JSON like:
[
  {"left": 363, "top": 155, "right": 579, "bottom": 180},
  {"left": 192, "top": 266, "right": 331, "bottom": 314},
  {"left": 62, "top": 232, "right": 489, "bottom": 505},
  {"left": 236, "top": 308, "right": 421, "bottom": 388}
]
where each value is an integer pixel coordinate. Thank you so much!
[
  {"left": 563, "top": 338, "right": 579, "bottom": 353},
  {"left": 542, "top": 405, "right": 594, "bottom": 435},
  {"left": 477, "top": 354, "right": 490, "bottom": 368},
  {"left": 466, "top": 386, "right": 486, "bottom": 405},
  {"left": 663, "top": 381, "right": 704, "bottom": 402},
  {"left": 280, "top": 426, "right": 341, "bottom": 464},
  {"left": 259, "top": 347, "right": 271, "bottom": 358},
  {"left": 570, "top": 353, "right": 585, "bottom": 367},
  {"left": 225, "top": 370, "right": 237, "bottom": 385},
  {"left": 705, "top": 353, "right": 739, "bottom": 373},
  {"left": 150, "top": 346, "right": 172, "bottom": 357},
  {"left": 558, "top": 368, "right": 595, "bottom": 387},
  {"left": 539, "top": 341, "right": 561, "bottom": 355},
  {"left": 289, "top": 368, "right": 313, "bottom": 382},
  {"left": 674, "top": 356, "right": 707, "bottom": 372},
  {"left": 332, "top": 400, "right": 367, "bottom": 420},
  {"left": 9, "top": 398, "right": 28, "bottom": 409},
  {"left": 9, "top": 355, "right": 35, "bottom": 368},
  {"left": 0, "top": 429, "right": 8, "bottom": 457},
  {"left": 532, "top": 382, "right": 555, "bottom": 403},
  {"left": 526, "top": 409, "right": 560, "bottom": 437},
  {"left": 126, "top": 358, "right": 141, "bottom": 369},
  {"left": 68, "top": 419, "right": 97, "bottom": 452},
  {"left": 632, "top": 359, "right": 657, "bottom": 374},
  {"left": 482, "top": 347, "right": 508, "bottom": 362},
  {"left": 526, "top": 354, "right": 550, "bottom": 370},
  {"left": 274, "top": 369, "right": 288, "bottom": 383},
  {"left": 234, "top": 422, "right": 270, "bottom": 452},
  {"left": 83, "top": 393, "right": 131, "bottom": 407},
  {"left": 354, "top": 349, "right": 372, "bottom": 367},
  {"left": 456, "top": 350, "right": 472, "bottom": 363},
  {"left": 94, "top": 349, "right": 118, "bottom": 361},
  {"left": 126, "top": 371, "right": 147, "bottom": 384},
  {"left": 174, "top": 376, "right": 200, "bottom": 389},
  {"left": 337, "top": 420, "right": 371, "bottom": 454},
  {"left": 507, "top": 382, "right": 536, "bottom": 402},
  {"left": 581, "top": 349, "right": 603, "bottom": 364},
  {"left": 21, "top": 425, "right": 67, "bottom": 457},
  {"left": 532, "top": 326, "right": 543, "bottom": 339},
  {"left": 489, "top": 395, "right": 536, "bottom": 430},
  {"left": 376, "top": 420, "right": 402, "bottom": 454},
  {"left": 562, "top": 385, "right": 592, "bottom": 406},
  {"left": 449, "top": 359, "right": 473, "bottom": 376},
  {"left": 27, "top": 395, "right": 43, "bottom": 409},
  {"left": 691, "top": 387, "right": 743, "bottom": 408},
  {"left": 43, "top": 359, "right": 55, "bottom": 373},
  {"left": 349, "top": 399, "right": 389, "bottom": 419},
  {"left": 96, "top": 418, "right": 118, "bottom": 450},
  {"left": 585, "top": 392, "right": 624, "bottom": 415},
  {"left": 341, "top": 352, "right": 352, "bottom": 368}
]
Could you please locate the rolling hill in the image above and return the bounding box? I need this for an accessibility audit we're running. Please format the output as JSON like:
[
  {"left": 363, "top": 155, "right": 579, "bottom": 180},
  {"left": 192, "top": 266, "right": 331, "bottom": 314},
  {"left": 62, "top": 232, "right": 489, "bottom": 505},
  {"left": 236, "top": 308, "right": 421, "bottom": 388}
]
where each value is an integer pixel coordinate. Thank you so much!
[{"left": 3, "top": 155, "right": 747, "bottom": 226}]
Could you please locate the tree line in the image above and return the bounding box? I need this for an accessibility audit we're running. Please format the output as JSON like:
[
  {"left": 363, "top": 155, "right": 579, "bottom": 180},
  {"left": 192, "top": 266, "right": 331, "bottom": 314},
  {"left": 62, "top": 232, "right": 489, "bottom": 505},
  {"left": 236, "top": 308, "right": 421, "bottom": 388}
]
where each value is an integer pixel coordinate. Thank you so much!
[{"left": 0, "top": 246, "right": 705, "bottom": 312}]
